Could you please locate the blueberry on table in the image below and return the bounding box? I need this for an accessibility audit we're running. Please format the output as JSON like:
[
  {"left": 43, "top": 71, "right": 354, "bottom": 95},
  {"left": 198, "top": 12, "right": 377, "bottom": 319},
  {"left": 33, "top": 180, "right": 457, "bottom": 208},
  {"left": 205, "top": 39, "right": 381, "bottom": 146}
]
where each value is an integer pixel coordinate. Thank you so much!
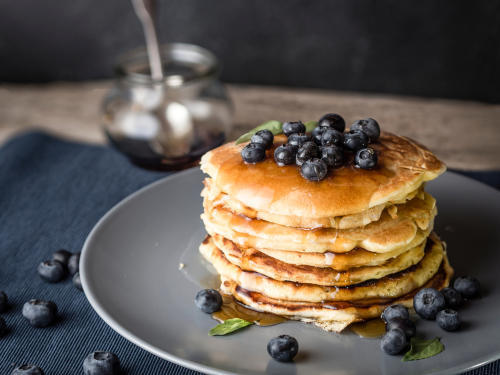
[
  {"left": 321, "top": 128, "right": 344, "bottom": 147},
  {"left": 83, "top": 351, "right": 120, "bottom": 375},
  {"left": 354, "top": 148, "right": 378, "bottom": 170},
  {"left": 0, "top": 290, "right": 8, "bottom": 312},
  {"left": 37, "top": 260, "right": 66, "bottom": 282},
  {"left": 311, "top": 126, "right": 325, "bottom": 144},
  {"left": 343, "top": 131, "right": 369, "bottom": 152},
  {"left": 318, "top": 113, "right": 346, "bottom": 132},
  {"left": 386, "top": 317, "right": 416, "bottom": 338},
  {"left": 282, "top": 121, "right": 306, "bottom": 137},
  {"left": 251, "top": 130, "right": 274, "bottom": 150},
  {"left": 267, "top": 335, "right": 299, "bottom": 362},
  {"left": 0, "top": 316, "right": 7, "bottom": 337},
  {"left": 11, "top": 365, "right": 44, "bottom": 375},
  {"left": 274, "top": 144, "right": 297, "bottom": 166},
  {"left": 381, "top": 304, "right": 409, "bottom": 323},
  {"left": 436, "top": 309, "right": 460, "bottom": 331},
  {"left": 195, "top": 289, "right": 222, "bottom": 313},
  {"left": 321, "top": 145, "right": 344, "bottom": 168},
  {"left": 380, "top": 328, "right": 408, "bottom": 355},
  {"left": 52, "top": 249, "right": 72, "bottom": 266},
  {"left": 73, "top": 272, "right": 83, "bottom": 291},
  {"left": 296, "top": 141, "right": 319, "bottom": 166},
  {"left": 441, "top": 287, "right": 464, "bottom": 309},
  {"left": 453, "top": 276, "right": 481, "bottom": 299},
  {"left": 68, "top": 252, "right": 81, "bottom": 276},
  {"left": 22, "top": 299, "right": 57, "bottom": 328},
  {"left": 288, "top": 133, "right": 311, "bottom": 148},
  {"left": 300, "top": 158, "right": 328, "bottom": 182},
  {"left": 350, "top": 118, "right": 380, "bottom": 142},
  {"left": 413, "top": 288, "right": 446, "bottom": 320},
  {"left": 241, "top": 143, "right": 266, "bottom": 164}
]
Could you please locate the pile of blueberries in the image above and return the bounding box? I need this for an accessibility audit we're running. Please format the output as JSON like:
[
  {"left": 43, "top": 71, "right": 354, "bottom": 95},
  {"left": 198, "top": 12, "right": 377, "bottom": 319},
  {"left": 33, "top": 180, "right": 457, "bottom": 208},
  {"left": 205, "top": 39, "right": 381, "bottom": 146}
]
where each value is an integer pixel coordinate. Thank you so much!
[
  {"left": 241, "top": 114, "right": 381, "bottom": 181},
  {"left": 380, "top": 276, "right": 481, "bottom": 355},
  {"left": 195, "top": 288, "right": 299, "bottom": 362},
  {"left": 0, "top": 248, "right": 122, "bottom": 375}
]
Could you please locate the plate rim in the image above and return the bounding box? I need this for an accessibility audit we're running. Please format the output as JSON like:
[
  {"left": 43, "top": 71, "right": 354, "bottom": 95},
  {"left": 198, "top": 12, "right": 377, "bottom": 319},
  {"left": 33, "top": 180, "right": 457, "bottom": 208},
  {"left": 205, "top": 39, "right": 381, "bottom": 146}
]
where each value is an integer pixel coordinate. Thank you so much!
[{"left": 80, "top": 168, "right": 500, "bottom": 375}]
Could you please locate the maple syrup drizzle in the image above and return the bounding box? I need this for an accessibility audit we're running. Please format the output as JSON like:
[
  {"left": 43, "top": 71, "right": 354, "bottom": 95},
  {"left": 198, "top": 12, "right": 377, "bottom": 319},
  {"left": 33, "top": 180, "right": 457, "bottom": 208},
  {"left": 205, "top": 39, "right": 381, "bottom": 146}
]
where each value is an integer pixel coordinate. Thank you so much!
[{"left": 350, "top": 318, "right": 386, "bottom": 338}]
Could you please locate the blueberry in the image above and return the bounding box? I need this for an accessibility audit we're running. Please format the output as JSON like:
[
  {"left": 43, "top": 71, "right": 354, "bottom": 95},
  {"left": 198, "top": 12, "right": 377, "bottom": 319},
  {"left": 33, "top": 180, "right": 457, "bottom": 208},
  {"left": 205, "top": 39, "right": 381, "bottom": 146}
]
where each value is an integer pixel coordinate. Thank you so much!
[
  {"left": 52, "top": 249, "right": 72, "bottom": 266},
  {"left": 0, "top": 291, "right": 8, "bottom": 312},
  {"left": 11, "top": 365, "right": 45, "bottom": 375},
  {"left": 73, "top": 272, "right": 83, "bottom": 291},
  {"left": 282, "top": 121, "right": 306, "bottom": 136},
  {"left": 0, "top": 316, "right": 7, "bottom": 337},
  {"left": 354, "top": 148, "right": 378, "bottom": 170},
  {"left": 251, "top": 130, "right": 274, "bottom": 150},
  {"left": 453, "top": 276, "right": 481, "bottom": 299},
  {"left": 350, "top": 118, "right": 381, "bottom": 142},
  {"left": 83, "top": 351, "right": 120, "bottom": 375},
  {"left": 195, "top": 289, "right": 222, "bottom": 314},
  {"left": 321, "top": 146, "right": 344, "bottom": 168},
  {"left": 386, "top": 318, "right": 416, "bottom": 338},
  {"left": 441, "top": 287, "right": 464, "bottom": 309},
  {"left": 321, "top": 128, "right": 344, "bottom": 147},
  {"left": 288, "top": 133, "right": 311, "bottom": 148},
  {"left": 274, "top": 144, "right": 297, "bottom": 166},
  {"left": 344, "top": 131, "right": 369, "bottom": 152},
  {"left": 241, "top": 143, "right": 266, "bottom": 164},
  {"left": 380, "top": 328, "right": 408, "bottom": 355},
  {"left": 413, "top": 288, "right": 446, "bottom": 320},
  {"left": 300, "top": 158, "right": 328, "bottom": 182},
  {"left": 267, "top": 335, "right": 299, "bottom": 362},
  {"left": 311, "top": 126, "right": 325, "bottom": 145},
  {"left": 296, "top": 141, "right": 319, "bottom": 166},
  {"left": 22, "top": 299, "right": 57, "bottom": 328},
  {"left": 318, "top": 113, "right": 346, "bottom": 132},
  {"left": 436, "top": 309, "right": 460, "bottom": 331},
  {"left": 381, "top": 304, "right": 409, "bottom": 323},
  {"left": 68, "top": 252, "right": 81, "bottom": 276},
  {"left": 37, "top": 260, "right": 66, "bottom": 283}
]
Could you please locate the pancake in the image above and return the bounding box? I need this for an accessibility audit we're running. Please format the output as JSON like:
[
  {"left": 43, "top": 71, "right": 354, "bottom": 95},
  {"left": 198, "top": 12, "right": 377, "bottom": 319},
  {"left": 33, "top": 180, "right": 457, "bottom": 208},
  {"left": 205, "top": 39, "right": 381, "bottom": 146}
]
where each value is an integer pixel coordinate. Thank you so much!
[
  {"left": 199, "top": 233, "right": 444, "bottom": 303},
  {"left": 202, "top": 192, "right": 436, "bottom": 253},
  {"left": 202, "top": 177, "right": 425, "bottom": 229},
  {"left": 201, "top": 132, "right": 445, "bottom": 220},
  {"left": 213, "top": 233, "right": 426, "bottom": 286}
]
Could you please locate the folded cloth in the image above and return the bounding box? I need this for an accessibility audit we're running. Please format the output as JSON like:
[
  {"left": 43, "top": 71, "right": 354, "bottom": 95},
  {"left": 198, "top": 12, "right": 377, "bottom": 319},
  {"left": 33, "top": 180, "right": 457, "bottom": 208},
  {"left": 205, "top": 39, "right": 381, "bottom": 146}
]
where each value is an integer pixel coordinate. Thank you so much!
[{"left": 0, "top": 132, "right": 496, "bottom": 374}]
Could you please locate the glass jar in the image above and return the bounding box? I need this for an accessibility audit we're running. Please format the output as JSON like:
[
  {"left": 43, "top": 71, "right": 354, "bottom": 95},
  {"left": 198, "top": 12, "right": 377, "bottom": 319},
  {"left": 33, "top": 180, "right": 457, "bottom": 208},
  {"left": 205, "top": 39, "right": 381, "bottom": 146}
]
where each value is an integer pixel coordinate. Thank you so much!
[{"left": 101, "top": 43, "right": 232, "bottom": 170}]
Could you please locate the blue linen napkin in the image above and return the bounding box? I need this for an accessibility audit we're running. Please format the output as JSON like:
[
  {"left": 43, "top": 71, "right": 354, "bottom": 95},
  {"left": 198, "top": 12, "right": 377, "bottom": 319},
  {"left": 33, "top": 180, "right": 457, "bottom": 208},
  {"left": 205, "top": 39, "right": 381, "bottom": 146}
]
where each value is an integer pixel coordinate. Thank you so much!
[{"left": 0, "top": 132, "right": 497, "bottom": 374}]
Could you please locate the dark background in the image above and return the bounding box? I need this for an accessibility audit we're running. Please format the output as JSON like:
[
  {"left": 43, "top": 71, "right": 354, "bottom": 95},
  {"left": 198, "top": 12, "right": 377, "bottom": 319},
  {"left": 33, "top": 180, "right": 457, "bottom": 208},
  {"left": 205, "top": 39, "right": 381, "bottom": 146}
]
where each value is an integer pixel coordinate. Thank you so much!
[{"left": 1, "top": 0, "right": 499, "bottom": 102}]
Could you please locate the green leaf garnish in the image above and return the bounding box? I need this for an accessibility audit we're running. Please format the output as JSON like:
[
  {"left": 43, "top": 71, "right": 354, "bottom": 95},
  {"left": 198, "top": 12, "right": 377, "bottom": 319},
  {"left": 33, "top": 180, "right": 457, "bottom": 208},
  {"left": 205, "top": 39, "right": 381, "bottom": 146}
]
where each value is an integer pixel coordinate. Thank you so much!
[
  {"left": 402, "top": 337, "right": 444, "bottom": 361},
  {"left": 235, "top": 120, "right": 282, "bottom": 144},
  {"left": 304, "top": 120, "right": 318, "bottom": 132},
  {"left": 209, "top": 318, "right": 253, "bottom": 336}
]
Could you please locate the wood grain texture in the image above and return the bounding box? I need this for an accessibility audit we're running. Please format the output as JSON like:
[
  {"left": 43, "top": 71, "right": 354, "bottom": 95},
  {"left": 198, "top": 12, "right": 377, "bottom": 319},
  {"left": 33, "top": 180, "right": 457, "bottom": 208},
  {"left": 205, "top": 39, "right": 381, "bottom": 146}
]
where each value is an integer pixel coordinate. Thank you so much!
[{"left": 0, "top": 82, "right": 499, "bottom": 170}]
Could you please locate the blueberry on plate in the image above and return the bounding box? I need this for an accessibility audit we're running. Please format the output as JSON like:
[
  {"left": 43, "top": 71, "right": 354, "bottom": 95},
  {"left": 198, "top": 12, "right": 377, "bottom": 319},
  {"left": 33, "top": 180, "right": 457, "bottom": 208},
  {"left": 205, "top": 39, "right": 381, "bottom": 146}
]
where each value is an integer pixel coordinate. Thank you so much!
[
  {"left": 354, "top": 148, "right": 378, "bottom": 170},
  {"left": 380, "top": 328, "right": 408, "bottom": 355},
  {"left": 321, "top": 145, "right": 344, "bottom": 168},
  {"left": 267, "top": 335, "right": 299, "bottom": 362},
  {"left": 296, "top": 141, "right": 319, "bottom": 166},
  {"left": 441, "top": 287, "right": 464, "bottom": 309},
  {"left": 321, "top": 128, "right": 344, "bottom": 147},
  {"left": 282, "top": 121, "right": 306, "bottom": 137},
  {"left": 274, "top": 144, "right": 297, "bottom": 166},
  {"left": 318, "top": 113, "right": 346, "bottom": 133},
  {"left": 343, "top": 131, "right": 368, "bottom": 152},
  {"left": 288, "top": 133, "right": 311, "bottom": 148},
  {"left": 350, "top": 118, "right": 380, "bottom": 142},
  {"left": 386, "top": 317, "right": 416, "bottom": 338},
  {"left": 0, "top": 316, "right": 7, "bottom": 337},
  {"left": 73, "top": 272, "right": 83, "bottom": 291},
  {"left": 300, "top": 158, "right": 328, "bottom": 182},
  {"left": 453, "top": 276, "right": 481, "bottom": 299},
  {"left": 22, "top": 299, "right": 57, "bottom": 328},
  {"left": 83, "top": 351, "right": 120, "bottom": 375},
  {"left": 381, "top": 304, "right": 409, "bottom": 323},
  {"left": 195, "top": 289, "right": 222, "bottom": 314},
  {"left": 68, "top": 252, "right": 81, "bottom": 276},
  {"left": 52, "top": 249, "right": 72, "bottom": 266},
  {"left": 311, "top": 126, "right": 325, "bottom": 144},
  {"left": 251, "top": 130, "right": 274, "bottom": 150},
  {"left": 436, "top": 309, "right": 460, "bottom": 331},
  {"left": 37, "top": 260, "right": 66, "bottom": 283},
  {"left": 0, "top": 290, "right": 8, "bottom": 313},
  {"left": 413, "top": 288, "right": 446, "bottom": 320},
  {"left": 11, "top": 365, "right": 45, "bottom": 375}
]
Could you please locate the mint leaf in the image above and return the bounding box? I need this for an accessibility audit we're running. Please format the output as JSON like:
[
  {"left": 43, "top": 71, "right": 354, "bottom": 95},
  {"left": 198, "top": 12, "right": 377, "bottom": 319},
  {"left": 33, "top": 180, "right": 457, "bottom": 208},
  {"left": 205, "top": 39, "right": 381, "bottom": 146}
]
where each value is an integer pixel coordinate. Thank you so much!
[
  {"left": 402, "top": 337, "right": 444, "bottom": 361},
  {"left": 209, "top": 318, "right": 253, "bottom": 336},
  {"left": 235, "top": 120, "right": 282, "bottom": 144},
  {"left": 304, "top": 120, "right": 318, "bottom": 132}
]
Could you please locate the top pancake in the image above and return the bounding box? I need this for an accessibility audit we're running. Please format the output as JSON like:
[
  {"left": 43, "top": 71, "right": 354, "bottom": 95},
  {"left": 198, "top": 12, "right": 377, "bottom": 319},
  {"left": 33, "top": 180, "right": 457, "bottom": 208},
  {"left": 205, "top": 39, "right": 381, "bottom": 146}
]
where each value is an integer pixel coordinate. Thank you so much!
[{"left": 201, "top": 132, "right": 445, "bottom": 219}]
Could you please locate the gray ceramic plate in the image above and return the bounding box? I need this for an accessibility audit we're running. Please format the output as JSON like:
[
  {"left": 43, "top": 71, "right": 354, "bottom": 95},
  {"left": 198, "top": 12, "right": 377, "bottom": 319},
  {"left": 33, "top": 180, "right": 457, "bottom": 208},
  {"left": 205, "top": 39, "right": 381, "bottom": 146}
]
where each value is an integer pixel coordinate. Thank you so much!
[{"left": 81, "top": 168, "right": 500, "bottom": 375}]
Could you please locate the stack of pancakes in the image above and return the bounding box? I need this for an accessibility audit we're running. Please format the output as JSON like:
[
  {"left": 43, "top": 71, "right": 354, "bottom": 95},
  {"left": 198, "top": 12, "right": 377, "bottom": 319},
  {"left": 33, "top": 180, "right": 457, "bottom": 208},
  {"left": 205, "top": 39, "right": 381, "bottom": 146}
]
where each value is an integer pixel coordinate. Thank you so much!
[{"left": 199, "top": 132, "right": 453, "bottom": 332}]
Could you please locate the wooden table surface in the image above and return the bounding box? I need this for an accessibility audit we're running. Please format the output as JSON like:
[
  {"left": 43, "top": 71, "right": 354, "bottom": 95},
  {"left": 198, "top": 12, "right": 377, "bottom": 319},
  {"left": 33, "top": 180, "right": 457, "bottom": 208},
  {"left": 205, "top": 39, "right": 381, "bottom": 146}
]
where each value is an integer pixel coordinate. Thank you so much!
[{"left": 0, "top": 82, "right": 499, "bottom": 170}]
